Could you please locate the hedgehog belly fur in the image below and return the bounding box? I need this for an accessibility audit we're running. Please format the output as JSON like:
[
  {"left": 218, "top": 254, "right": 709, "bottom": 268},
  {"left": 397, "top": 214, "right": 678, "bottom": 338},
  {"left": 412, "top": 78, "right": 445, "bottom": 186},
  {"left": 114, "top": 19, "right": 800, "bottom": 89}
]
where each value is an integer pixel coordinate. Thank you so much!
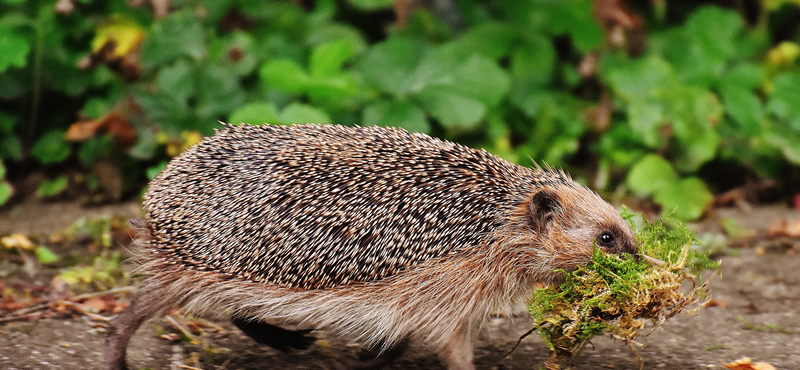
[{"left": 137, "top": 229, "right": 545, "bottom": 353}]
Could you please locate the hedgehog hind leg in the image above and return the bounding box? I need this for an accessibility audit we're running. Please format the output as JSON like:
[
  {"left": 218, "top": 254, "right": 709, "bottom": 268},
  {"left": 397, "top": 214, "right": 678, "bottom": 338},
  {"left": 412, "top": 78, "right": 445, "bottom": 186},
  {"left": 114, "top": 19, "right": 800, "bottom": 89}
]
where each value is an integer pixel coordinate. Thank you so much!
[
  {"left": 231, "top": 317, "right": 316, "bottom": 352},
  {"left": 105, "top": 277, "right": 177, "bottom": 370}
]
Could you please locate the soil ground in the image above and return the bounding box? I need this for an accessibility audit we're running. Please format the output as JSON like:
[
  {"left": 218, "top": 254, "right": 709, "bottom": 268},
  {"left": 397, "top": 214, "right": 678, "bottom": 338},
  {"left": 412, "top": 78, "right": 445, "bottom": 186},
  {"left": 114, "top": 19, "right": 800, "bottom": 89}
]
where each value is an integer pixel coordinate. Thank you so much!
[{"left": 1, "top": 200, "right": 799, "bottom": 370}]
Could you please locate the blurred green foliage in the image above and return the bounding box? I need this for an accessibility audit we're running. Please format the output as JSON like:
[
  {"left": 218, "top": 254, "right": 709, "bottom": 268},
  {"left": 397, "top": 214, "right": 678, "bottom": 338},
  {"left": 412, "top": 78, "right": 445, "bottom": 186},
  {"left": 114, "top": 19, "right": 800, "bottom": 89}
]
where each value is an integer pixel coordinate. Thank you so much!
[{"left": 0, "top": 0, "right": 798, "bottom": 219}]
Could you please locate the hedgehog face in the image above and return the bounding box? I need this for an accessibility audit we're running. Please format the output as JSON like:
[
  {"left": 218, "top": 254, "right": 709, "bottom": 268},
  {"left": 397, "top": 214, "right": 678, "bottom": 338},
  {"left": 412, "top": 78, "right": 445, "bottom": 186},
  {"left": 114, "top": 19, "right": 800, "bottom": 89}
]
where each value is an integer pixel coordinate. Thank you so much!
[{"left": 524, "top": 186, "right": 637, "bottom": 273}]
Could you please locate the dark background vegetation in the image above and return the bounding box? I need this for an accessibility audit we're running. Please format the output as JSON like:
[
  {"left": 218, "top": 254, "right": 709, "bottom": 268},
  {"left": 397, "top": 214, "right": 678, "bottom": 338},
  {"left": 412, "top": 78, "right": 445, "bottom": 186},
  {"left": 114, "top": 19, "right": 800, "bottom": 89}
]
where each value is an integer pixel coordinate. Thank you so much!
[{"left": 1, "top": 0, "right": 800, "bottom": 220}]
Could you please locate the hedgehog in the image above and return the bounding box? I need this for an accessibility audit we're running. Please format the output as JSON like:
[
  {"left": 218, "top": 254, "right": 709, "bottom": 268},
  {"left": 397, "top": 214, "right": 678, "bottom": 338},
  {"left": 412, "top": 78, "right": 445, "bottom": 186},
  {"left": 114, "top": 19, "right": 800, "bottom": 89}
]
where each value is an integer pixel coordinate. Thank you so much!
[{"left": 105, "top": 123, "right": 637, "bottom": 370}]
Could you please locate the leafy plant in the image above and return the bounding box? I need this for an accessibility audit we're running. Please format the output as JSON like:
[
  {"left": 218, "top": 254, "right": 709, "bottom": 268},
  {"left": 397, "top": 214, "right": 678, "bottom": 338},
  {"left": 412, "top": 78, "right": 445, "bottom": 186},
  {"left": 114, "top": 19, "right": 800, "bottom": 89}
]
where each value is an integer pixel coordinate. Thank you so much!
[
  {"left": 0, "top": 161, "right": 13, "bottom": 205},
  {"left": 36, "top": 175, "right": 68, "bottom": 197},
  {"left": 55, "top": 251, "right": 125, "bottom": 291},
  {"left": 0, "top": 1, "right": 798, "bottom": 217}
]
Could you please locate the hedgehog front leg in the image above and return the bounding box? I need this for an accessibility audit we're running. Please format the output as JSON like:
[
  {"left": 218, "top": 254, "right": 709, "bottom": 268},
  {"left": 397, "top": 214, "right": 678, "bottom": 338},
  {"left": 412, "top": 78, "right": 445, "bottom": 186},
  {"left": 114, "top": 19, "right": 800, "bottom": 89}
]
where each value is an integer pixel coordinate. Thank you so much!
[
  {"left": 105, "top": 278, "right": 173, "bottom": 370},
  {"left": 231, "top": 317, "right": 316, "bottom": 352},
  {"left": 439, "top": 326, "right": 476, "bottom": 370}
]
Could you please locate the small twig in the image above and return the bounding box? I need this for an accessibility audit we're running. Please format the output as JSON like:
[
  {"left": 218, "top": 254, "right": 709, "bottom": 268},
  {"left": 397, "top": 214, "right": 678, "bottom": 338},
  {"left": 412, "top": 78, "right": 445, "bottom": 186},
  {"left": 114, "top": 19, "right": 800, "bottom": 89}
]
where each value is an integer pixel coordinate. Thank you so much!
[
  {"left": 213, "top": 360, "right": 230, "bottom": 370},
  {"left": 0, "top": 302, "right": 50, "bottom": 322},
  {"left": 72, "top": 286, "right": 136, "bottom": 300},
  {"left": 165, "top": 315, "right": 199, "bottom": 344},
  {"left": 177, "top": 365, "right": 203, "bottom": 370},
  {"left": 500, "top": 326, "right": 537, "bottom": 360},
  {"left": 641, "top": 254, "right": 666, "bottom": 266}
]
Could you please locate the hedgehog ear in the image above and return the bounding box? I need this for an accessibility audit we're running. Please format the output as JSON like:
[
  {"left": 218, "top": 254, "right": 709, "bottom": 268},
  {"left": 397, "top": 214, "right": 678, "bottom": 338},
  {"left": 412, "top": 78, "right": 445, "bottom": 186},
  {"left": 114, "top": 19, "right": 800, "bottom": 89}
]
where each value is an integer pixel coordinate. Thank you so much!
[{"left": 527, "top": 189, "right": 562, "bottom": 234}]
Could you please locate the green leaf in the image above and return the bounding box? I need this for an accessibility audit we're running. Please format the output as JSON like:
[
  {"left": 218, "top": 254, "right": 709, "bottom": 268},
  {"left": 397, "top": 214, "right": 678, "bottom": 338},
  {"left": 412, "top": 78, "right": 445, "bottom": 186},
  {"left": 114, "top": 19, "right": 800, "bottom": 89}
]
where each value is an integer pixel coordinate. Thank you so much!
[
  {"left": 662, "top": 6, "right": 743, "bottom": 86},
  {"left": 362, "top": 100, "right": 430, "bottom": 133},
  {"left": 767, "top": 72, "right": 800, "bottom": 128},
  {"left": 0, "top": 111, "right": 15, "bottom": 132},
  {"left": 720, "top": 87, "right": 763, "bottom": 135},
  {"left": 454, "top": 22, "right": 517, "bottom": 60},
  {"left": 674, "top": 125, "right": 720, "bottom": 172},
  {"left": 31, "top": 131, "right": 70, "bottom": 164},
  {"left": 78, "top": 135, "right": 113, "bottom": 166},
  {"left": 510, "top": 36, "right": 556, "bottom": 87},
  {"left": 625, "top": 101, "right": 664, "bottom": 148},
  {"left": 259, "top": 59, "right": 309, "bottom": 94},
  {"left": 128, "top": 125, "right": 158, "bottom": 160},
  {"left": 0, "top": 135, "right": 22, "bottom": 160},
  {"left": 306, "top": 73, "right": 360, "bottom": 102},
  {"left": 279, "top": 103, "right": 331, "bottom": 124},
  {"left": 446, "top": 55, "right": 510, "bottom": 107},
  {"left": 669, "top": 89, "right": 723, "bottom": 171},
  {"left": 140, "top": 10, "right": 205, "bottom": 68},
  {"left": 194, "top": 66, "right": 246, "bottom": 121},
  {"left": 34, "top": 246, "right": 59, "bottom": 265},
  {"left": 604, "top": 55, "right": 674, "bottom": 102},
  {"left": 229, "top": 102, "right": 280, "bottom": 125},
  {"left": 764, "top": 126, "right": 800, "bottom": 165},
  {"left": 37, "top": 176, "right": 68, "bottom": 197},
  {"left": 626, "top": 154, "right": 678, "bottom": 197},
  {"left": 0, "top": 181, "right": 11, "bottom": 205},
  {"left": 0, "top": 26, "right": 30, "bottom": 72},
  {"left": 132, "top": 89, "right": 191, "bottom": 130},
  {"left": 309, "top": 38, "right": 354, "bottom": 77},
  {"left": 720, "top": 63, "right": 764, "bottom": 91},
  {"left": 653, "top": 177, "right": 713, "bottom": 220},
  {"left": 307, "top": 23, "right": 368, "bottom": 56},
  {"left": 359, "top": 37, "right": 425, "bottom": 97},
  {"left": 80, "top": 97, "right": 114, "bottom": 120},
  {"left": 146, "top": 161, "right": 167, "bottom": 180},
  {"left": 0, "top": 160, "right": 5, "bottom": 178},
  {"left": 157, "top": 60, "right": 195, "bottom": 106},
  {"left": 414, "top": 53, "right": 509, "bottom": 129},
  {"left": 416, "top": 90, "right": 485, "bottom": 129},
  {"left": 404, "top": 44, "right": 471, "bottom": 94},
  {"left": 501, "top": 0, "right": 602, "bottom": 52},
  {"left": 684, "top": 7, "right": 742, "bottom": 53},
  {"left": 344, "top": 0, "right": 392, "bottom": 10}
]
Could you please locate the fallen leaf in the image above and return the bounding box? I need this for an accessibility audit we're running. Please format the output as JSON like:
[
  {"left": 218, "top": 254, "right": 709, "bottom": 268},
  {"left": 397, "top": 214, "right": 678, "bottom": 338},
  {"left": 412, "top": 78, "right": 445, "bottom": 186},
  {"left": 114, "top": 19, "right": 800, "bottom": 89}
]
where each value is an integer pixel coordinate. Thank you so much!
[
  {"left": 766, "top": 218, "right": 800, "bottom": 239},
  {"left": 703, "top": 299, "right": 728, "bottom": 309},
  {"left": 724, "top": 357, "right": 776, "bottom": 370},
  {"left": 160, "top": 333, "right": 181, "bottom": 341},
  {"left": 81, "top": 297, "right": 109, "bottom": 312},
  {"left": 720, "top": 218, "right": 757, "bottom": 240},
  {"left": 66, "top": 112, "right": 137, "bottom": 147},
  {"left": 1, "top": 234, "right": 36, "bottom": 251}
]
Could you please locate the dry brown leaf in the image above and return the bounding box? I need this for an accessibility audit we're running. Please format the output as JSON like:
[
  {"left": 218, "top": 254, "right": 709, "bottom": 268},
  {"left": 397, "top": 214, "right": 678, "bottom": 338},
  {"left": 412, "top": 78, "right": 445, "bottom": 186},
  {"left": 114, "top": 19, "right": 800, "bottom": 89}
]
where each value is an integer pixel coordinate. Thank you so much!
[
  {"left": 66, "top": 112, "right": 137, "bottom": 147},
  {"left": 724, "top": 357, "right": 776, "bottom": 370},
  {"left": 81, "top": 297, "right": 109, "bottom": 312},
  {"left": 703, "top": 299, "right": 728, "bottom": 309},
  {"left": 1, "top": 234, "right": 36, "bottom": 251},
  {"left": 766, "top": 218, "right": 800, "bottom": 239}
]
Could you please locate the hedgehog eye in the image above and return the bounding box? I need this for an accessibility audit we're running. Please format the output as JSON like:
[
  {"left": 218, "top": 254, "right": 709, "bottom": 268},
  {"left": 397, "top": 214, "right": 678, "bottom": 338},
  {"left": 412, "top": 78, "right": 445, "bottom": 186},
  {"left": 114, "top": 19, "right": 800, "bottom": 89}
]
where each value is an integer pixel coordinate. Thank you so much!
[{"left": 598, "top": 232, "right": 614, "bottom": 245}]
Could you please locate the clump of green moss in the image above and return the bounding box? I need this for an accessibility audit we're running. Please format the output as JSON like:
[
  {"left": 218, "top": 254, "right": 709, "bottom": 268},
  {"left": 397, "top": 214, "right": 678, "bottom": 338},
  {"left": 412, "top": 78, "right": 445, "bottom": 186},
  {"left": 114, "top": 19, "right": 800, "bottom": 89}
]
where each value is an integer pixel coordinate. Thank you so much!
[{"left": 528, "top": 212, "right": 719, "bottom": 369}]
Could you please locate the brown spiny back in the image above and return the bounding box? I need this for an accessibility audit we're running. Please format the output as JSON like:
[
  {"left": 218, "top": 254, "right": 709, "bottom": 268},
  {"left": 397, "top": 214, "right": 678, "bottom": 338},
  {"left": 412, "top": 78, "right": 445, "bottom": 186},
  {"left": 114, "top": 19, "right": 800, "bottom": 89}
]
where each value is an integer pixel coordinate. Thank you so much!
[{"left": 144, "top": 124, "right": 572, "bottom": 289}]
